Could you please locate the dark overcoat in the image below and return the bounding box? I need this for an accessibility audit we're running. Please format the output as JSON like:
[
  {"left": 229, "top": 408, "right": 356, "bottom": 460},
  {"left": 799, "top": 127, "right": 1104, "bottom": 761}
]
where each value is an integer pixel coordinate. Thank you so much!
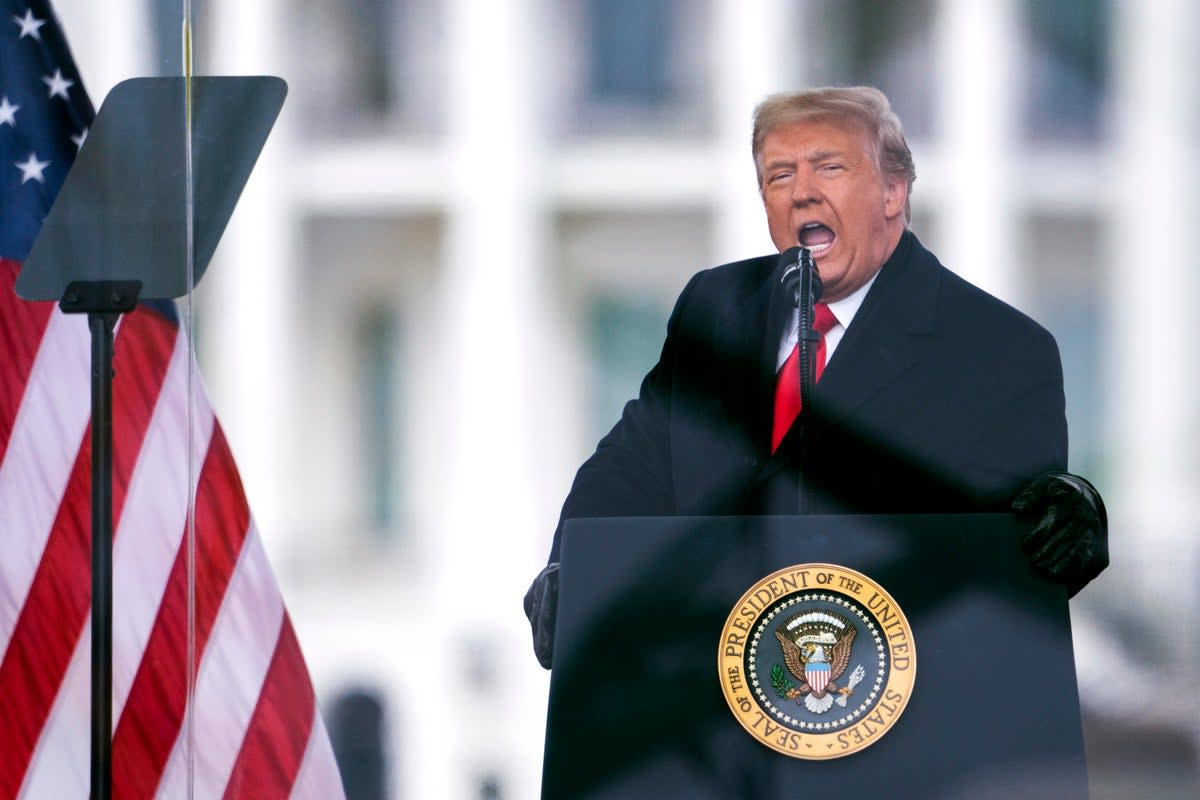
[{"left": 549, "top": 231, "right": 1074, "bottom": 567}]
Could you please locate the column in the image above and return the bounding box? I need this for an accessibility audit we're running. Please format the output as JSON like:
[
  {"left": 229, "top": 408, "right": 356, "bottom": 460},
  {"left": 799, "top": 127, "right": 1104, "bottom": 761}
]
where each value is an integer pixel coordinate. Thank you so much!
[
  {"left": 712, "top": 0, "right": 791, "bottom": 263},
  {"left": 1107, "top": 0, "right": 1199, "bottom": 733},
  {"left": 201, "top": 0, "right": 298, "bottom": 562},
  {"left": 55, "top": 0, "right": 152, "bottom": 96},
  {"left": 935, "top": 0, "right": 1022, "bottom": 305},
  {"left": 437, "top": 0, "right": 549, "bottom": 797}
]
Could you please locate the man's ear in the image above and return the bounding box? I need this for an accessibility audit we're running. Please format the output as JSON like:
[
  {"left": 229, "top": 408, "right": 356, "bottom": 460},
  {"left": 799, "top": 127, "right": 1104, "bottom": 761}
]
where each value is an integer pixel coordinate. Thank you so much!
[{"left": 883, "top": 178, "right": 907, "bottom": 220}]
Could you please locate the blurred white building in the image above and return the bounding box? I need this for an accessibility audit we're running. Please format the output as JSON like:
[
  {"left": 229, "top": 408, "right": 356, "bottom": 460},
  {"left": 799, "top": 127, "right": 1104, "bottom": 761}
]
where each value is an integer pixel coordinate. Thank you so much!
[{"left": 57, "top": 0, "right": 1198, "bottom": 797}]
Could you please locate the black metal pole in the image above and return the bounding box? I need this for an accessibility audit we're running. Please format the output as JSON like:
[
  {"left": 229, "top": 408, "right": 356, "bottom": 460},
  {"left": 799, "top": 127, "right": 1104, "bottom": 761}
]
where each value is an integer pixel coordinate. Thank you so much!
[
  {"left": 795, "top": 248, "right": 821, "bottom": 514},
  {"left": 61, "top": 282, "right": 138, "bottom": 800},
  {"left": 88, "top": 310, "right": 117, "bottom": 800}
]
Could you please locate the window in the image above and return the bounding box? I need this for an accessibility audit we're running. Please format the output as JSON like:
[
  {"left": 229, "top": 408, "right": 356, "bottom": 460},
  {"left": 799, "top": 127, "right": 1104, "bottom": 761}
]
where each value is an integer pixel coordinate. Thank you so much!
[
  {"left": 301, "top": 214, "right": 438, "bottom": 550},
  {"left": 1020, "top": 0, "right": 1110, "bottom": 142},
  {"left": 795, "top": 0, "right": 938, "bottom": 139},
  {"left": 556, "top": 0, "right": 712, "bottom": 135},
  {"left": 1022, "top": 214, "right": 1104, "bottom": 478},
  {"left": 357, "top": 305, "right": 402, "bottom": 533},
  {"left": 555, "top": 211, "right": 709, "bottom": 444},
  {"left": 292, "top": 0, "right": 443, "bottom": 137},
  {"left": 585, "top": 0, "right": 673, "bottom": 106},
  {"left": 586, "top": 294, "right": 667, "bottom": 441}
]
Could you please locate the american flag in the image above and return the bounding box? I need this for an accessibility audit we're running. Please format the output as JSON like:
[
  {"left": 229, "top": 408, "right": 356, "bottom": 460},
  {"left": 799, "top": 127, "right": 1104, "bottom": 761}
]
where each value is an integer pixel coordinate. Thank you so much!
[{"left": 0, "top": 2, "right": 345, "bottom": 797}]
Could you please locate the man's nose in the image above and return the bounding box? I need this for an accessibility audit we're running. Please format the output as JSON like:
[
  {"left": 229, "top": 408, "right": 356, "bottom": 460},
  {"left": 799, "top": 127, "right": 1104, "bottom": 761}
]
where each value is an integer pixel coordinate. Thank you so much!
[{"left": 791, "top": 174, "right": 821, "bottom": 206}]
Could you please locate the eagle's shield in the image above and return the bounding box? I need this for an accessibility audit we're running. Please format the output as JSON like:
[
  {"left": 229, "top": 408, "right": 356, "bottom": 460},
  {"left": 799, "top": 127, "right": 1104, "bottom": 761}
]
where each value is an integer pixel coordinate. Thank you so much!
[{"left": 806, "top": 662, "right": 831, "bottom": 694}]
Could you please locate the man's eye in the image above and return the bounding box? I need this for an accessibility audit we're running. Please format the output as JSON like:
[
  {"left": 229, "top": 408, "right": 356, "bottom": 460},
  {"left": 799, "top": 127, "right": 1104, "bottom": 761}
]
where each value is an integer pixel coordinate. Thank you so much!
[
  {"left": 768, "top": 172, "right": 793, "bottom": 184},
  {"left": 819, "top": 164, "right": 845, "bottom": 175}
]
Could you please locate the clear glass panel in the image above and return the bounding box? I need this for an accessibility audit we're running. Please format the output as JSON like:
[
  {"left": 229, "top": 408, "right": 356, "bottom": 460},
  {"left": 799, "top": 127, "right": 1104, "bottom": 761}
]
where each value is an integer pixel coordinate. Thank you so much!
[
  {"left": 181, "top": 3, "right": 198, "bottom": 795},
  {"left": 148, "top": 0, "right": 199, "bottom": 75}
]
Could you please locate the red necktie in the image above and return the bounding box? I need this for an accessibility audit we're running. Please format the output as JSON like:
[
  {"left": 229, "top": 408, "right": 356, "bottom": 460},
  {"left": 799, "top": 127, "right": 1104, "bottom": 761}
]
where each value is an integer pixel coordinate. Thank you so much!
[{"left": 771, "top": 303, "right": 837, "bottom": 453}]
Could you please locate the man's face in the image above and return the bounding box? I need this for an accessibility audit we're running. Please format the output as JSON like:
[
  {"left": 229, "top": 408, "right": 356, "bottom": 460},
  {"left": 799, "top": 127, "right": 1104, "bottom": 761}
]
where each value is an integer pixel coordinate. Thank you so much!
[{"left": 758, "top": 117, "right": 907, "bottom": 303}]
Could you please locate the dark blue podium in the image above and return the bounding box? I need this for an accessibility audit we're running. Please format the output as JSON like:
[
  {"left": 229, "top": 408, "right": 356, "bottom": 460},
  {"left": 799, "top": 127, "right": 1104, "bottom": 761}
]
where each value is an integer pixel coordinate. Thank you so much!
[{"left": 542, "top": 515, "right": 1088, "bottom": 799}]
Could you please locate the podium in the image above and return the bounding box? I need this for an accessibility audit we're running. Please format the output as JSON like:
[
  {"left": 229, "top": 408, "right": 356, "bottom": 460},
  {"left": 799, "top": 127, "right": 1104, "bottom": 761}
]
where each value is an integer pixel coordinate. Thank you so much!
[{"left": 542, "top": 515, "right": 1089, "bottom": 799}]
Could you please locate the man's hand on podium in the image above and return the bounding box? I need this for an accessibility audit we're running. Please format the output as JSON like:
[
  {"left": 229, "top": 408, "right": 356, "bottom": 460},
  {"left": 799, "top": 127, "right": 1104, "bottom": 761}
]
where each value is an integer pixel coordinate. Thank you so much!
[
  {"left": 524, "top": 562, "right": 559, "bottom": 670},
  {"left": 1013, "top": 471, "right": 1109, "bottom": 596}
]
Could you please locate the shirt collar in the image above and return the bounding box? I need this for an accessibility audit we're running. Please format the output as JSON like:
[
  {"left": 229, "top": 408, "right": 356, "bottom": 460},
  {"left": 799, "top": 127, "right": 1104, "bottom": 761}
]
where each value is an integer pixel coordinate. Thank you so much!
[
  {"left": 825, "top": 268, "right": 879, "bottom": 329},
  {"left": 782, "top": 268, "right": 879, "bottom": 342},
  {"left": 777, "top": 267, "right": 881, "bottom": 369}
]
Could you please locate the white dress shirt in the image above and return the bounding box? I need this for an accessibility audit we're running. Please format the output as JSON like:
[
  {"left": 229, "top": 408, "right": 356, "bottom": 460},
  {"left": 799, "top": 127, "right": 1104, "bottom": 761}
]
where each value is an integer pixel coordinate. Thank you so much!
[{"left": 776, "top": 270, "right": 880, "bottom": 371}]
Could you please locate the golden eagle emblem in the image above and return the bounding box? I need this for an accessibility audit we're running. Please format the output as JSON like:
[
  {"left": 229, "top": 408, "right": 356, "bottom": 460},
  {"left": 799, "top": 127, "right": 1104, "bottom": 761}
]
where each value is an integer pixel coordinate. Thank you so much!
[{"left": 774, "top": 610, "right": 866, "bottom": 714}]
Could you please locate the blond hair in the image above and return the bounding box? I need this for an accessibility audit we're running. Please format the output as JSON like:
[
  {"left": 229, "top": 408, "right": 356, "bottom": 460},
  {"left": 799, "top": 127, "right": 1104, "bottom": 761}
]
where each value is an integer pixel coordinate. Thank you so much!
[{"left": 752, "top": 86, "right": 916, "bottom": 221}]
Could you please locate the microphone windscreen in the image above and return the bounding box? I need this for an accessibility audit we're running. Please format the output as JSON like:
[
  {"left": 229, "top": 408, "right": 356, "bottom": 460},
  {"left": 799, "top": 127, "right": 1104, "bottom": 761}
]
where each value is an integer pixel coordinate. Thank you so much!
[
  {"left": 795, "top": 247, "right": 823, "bottom": 303},
  {"left": 779, "top": 246, "right": 803, "bottom": 293}
]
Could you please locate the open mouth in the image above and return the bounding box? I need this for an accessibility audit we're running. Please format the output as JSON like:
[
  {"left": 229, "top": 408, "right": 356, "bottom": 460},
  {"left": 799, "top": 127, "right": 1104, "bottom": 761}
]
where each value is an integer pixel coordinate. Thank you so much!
[{"left": 799, "top": 222, "right": 835, "bottom": 254}]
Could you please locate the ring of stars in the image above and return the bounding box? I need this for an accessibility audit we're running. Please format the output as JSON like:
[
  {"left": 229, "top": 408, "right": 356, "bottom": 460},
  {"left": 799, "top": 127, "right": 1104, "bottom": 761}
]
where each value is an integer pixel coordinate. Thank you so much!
[{"left": 746, "top": 591, "right": 888, "bottom": 732}]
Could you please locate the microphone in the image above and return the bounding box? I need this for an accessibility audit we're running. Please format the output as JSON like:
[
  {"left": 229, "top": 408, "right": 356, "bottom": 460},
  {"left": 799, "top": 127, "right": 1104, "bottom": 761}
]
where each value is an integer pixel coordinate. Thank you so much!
[
  {"left": 777, "top": 251, "right": 823, "bottom": 511},
  {"left": 779, "top": 246, "right": 822, "bottom": 307}
]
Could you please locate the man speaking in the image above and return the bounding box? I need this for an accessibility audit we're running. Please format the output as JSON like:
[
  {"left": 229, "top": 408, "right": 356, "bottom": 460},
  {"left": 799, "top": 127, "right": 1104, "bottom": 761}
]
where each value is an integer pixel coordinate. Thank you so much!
[{"left": 525, "top": 86, "right": 1107, "bottom": 669}]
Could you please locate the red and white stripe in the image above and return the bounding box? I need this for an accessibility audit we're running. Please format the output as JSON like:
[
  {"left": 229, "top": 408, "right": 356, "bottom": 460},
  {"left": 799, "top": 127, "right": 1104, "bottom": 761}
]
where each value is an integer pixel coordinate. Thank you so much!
[
  {"left": 0, "top": 260, "right": 344, "bottom": 799},
  {"left": 806, "top": 665, "right": 830, "bottom": 695}
]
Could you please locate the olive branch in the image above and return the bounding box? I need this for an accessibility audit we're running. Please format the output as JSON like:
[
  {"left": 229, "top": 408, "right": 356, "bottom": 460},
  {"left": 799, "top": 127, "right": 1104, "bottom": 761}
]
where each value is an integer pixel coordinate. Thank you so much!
[{"left": 770, "top": 664, "right": 795, "bottom": 700}]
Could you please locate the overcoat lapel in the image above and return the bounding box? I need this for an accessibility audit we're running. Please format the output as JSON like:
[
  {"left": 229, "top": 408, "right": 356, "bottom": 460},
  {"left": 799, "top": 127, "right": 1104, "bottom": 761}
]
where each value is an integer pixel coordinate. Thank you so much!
[
  {"left": 750, "top": 231, "right": 940, "bottom": 488},
  {"left": 814, "top": 231, "right": 938, "bottom": 420}
]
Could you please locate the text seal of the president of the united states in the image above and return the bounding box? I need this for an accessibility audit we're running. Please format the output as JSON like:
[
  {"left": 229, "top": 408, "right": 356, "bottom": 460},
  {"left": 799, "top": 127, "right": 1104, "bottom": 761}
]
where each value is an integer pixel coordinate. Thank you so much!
[{"left": 718, "top": 563, "right": 916, "bottom": 759}]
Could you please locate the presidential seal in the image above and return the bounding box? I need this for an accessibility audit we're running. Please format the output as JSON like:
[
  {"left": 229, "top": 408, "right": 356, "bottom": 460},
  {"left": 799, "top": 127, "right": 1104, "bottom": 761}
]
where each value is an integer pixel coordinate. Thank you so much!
[{"left": 718, "top": 563, "right": 915, "bottom": 759}]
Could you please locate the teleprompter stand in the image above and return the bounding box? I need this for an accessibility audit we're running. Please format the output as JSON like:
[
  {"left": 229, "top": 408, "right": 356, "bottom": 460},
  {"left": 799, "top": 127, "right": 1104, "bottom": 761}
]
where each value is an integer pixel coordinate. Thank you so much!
[{"left": 16, "top": 76, "right": 286, "bottom": 800}]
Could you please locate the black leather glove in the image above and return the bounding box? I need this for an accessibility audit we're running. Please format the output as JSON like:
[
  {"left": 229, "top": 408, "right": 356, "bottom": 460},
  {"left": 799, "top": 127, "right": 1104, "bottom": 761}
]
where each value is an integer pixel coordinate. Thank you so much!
[
  {"left": 1012, "top": 471, "right": 1109, "bottom": 596},
  {"left": 523, "top": 562, "right": 559, "bottom": 670}
]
